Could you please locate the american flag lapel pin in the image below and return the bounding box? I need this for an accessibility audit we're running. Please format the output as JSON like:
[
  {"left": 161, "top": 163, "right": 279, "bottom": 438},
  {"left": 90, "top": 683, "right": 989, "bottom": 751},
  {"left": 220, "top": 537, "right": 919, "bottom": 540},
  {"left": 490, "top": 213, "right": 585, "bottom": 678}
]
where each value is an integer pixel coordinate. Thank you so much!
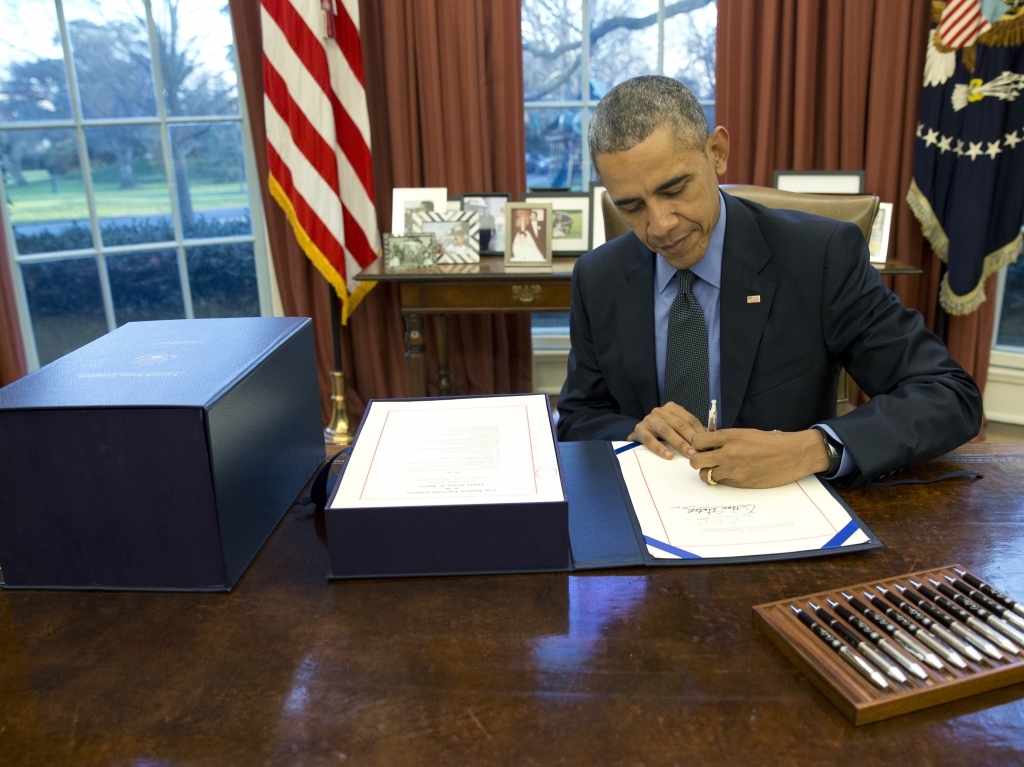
[{"left": 747, "top": 295, "right": 761, "bottom": 304}]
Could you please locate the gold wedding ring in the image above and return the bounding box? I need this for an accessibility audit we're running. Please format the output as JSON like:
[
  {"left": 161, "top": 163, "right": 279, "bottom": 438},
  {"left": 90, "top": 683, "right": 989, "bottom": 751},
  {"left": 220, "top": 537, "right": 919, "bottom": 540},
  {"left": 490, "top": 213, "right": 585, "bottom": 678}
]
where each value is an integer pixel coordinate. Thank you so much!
[{"left": 707, "top": 467, "right": 718, "bottom": 485}]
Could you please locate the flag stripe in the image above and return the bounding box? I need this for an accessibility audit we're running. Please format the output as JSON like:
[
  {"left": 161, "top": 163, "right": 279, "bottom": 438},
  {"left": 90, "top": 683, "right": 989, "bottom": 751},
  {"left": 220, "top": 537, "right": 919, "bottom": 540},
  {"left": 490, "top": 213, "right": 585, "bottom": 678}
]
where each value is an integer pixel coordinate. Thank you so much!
[
  {"left": 265, "top": 99, "right": 345, "bottom": 238},
  {"left": 332, "top": 89, "right": 375, "bottom": 199},
  {"left": 263, "top": 56, "right": 340, "bottom": 195},
  {"left": 342, "top": 205, "right": 377, "bottom": 269},
  {"left": 267, "top": 143, "right": 345, "bottom": 267},
  {"left": 337, "top": 149, "right": 378, "bottom": 248},
  {"left": 334, "top": 3, "right": 365, "bottom": 85}
]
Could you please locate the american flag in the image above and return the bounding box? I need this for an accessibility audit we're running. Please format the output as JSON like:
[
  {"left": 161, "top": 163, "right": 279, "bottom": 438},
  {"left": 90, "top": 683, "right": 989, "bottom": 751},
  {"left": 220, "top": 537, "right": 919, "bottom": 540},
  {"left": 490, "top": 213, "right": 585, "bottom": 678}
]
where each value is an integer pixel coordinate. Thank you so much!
[
  {"left": 260, "top": 0, "right": 379, "bottom": 322},
  {"left": 938, "top": 0, "right": 992, "bottom": 50}
]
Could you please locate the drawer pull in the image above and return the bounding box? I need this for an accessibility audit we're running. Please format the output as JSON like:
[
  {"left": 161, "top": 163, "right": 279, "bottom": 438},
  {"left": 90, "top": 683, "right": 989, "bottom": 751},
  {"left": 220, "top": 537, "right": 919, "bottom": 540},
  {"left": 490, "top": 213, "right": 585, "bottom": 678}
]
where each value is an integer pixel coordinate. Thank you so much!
[{"left": 512, "top": 285, "right": 542, "bottom": 305}]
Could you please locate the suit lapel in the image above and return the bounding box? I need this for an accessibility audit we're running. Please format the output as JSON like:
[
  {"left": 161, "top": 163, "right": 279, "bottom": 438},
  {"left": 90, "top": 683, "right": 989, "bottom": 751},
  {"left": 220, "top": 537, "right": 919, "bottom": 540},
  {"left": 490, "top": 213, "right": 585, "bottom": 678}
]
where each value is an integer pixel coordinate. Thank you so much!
[
  {"left": 719, "top": 193, "right": 777, "bottom": 429},
  {"left": 616, "top": 239, "right": 659, "bottom": 416}
]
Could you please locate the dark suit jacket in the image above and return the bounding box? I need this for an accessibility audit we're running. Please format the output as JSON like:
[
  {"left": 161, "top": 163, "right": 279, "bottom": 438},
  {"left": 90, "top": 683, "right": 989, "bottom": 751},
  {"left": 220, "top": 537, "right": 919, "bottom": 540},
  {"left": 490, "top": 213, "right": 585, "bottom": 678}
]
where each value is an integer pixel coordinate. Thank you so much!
[{"left": 556, "top": 192, "right": 983, "bottom": 489}]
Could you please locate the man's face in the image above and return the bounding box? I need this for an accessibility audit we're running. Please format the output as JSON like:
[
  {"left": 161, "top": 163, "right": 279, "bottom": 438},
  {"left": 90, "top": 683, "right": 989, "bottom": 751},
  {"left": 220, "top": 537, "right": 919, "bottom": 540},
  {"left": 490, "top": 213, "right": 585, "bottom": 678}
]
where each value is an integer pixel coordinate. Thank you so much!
[{"left": 594, "top": 123, "right": 729, "bottom": 270}]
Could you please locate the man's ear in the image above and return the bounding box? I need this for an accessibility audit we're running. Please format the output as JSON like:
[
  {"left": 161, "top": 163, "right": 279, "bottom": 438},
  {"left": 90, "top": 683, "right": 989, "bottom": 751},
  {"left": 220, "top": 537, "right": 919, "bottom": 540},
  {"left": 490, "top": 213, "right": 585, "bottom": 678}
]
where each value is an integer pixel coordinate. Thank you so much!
[{"left": 708, "top": 126, "right": 729, "bottom": 177}]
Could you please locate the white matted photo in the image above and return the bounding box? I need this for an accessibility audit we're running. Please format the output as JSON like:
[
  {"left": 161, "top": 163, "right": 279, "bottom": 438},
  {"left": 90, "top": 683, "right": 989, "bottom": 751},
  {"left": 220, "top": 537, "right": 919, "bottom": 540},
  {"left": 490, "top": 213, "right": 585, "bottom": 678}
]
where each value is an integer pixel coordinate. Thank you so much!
[
  {"left": 411, "top": 211, "right": 480, "bottom": 264},
  {"left": 391, "top": 187, "right": 448, "bottom": 234},
  {"left": 505, "top": 202, "right": 553, "bottom": 270},
  {"left": 773, "top": 170, "right": 865, "bottom": 194},
  {"left": 524, "top": 192, "right": 590, "bottom": 253},
  {"left": 446, "top": 197, "right": 463, "bottom": 213},
  {"left": 868, "top": 202, "right": 894, "bottom": 264},
  {"left": 382, "top": 233, "right": 439, "bottom": 271},
  {"left": 589, "top": 182, "right": 608, "bottom": 249},
  {"left": 461, "top": 193, "right": 511, "bottom": 254}
]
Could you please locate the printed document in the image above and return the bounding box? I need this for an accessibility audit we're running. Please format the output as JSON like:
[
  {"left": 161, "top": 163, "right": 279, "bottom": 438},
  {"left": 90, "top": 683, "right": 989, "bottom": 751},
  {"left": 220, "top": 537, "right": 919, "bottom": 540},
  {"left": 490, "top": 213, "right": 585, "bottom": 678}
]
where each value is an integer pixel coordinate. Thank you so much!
[
  {"left": 614, "top": 442, "right": 868, "bottom": 560},
  {"left": 330, "top": 395, "right": 563, "bottom": 509}
]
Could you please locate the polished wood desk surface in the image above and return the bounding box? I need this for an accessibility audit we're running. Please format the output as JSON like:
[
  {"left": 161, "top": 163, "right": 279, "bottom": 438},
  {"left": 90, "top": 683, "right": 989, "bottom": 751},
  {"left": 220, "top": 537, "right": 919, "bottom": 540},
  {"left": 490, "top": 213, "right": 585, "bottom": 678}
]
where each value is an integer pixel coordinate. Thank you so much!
[
  {"left": 356, "top": 255, "right": 922, "bottom": 398},
  {"left": 3, "top": 444, "right": 1020, "bottom": 766}
]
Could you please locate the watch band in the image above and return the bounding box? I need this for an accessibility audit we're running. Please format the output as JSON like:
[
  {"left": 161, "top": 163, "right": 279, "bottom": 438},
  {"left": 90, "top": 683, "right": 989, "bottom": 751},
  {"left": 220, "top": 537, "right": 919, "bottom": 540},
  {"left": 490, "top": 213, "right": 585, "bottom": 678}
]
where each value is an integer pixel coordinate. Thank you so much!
[{"left": 811, "top": 426, "right": 843, "bottom": 476}]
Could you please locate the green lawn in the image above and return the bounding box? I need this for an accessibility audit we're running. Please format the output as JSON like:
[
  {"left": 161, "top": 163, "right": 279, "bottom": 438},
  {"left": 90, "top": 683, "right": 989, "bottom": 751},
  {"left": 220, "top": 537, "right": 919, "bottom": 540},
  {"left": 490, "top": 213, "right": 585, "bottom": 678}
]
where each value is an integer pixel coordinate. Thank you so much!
[{"left": 5, "top": 169, "right": 248, "bottom": 224}]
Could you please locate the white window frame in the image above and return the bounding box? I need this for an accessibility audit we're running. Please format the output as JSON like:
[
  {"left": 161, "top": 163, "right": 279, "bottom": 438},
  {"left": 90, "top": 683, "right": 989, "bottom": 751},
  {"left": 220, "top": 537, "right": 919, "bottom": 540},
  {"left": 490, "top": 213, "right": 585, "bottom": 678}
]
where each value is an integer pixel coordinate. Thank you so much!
[
  {"left": 0, "top": 0, "right": 272, "bottom": 371},
  {"left": 523, "top": 0, "right": 716, "bottom": 191}
]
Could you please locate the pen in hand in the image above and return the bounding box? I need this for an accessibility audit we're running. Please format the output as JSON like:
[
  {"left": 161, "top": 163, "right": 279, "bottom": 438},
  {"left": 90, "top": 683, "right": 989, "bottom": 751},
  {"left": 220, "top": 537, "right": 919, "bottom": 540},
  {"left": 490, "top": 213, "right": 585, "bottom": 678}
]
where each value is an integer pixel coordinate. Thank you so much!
[{"left": 707, "top": 399, "right": 717, "bottom": 433}]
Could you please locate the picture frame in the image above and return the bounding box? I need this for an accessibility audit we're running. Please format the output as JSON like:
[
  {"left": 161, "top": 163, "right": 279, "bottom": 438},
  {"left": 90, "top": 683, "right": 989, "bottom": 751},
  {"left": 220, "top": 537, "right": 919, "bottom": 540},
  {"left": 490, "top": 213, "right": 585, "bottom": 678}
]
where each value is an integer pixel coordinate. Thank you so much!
[
  {"left": 446, "top": 196, "right": 463, "bottom": 213},
  {"left": 868, "top": 202, "right": 894, "bottom": 264},
  {"left": 504, "top": 202, "right": 553, "bottom": 271},
  {"left": 589, "top": 182, "right": 608, "bottom": 250},
  {"left": 410, "top": 210, "right": 480, "bottom": 264},
  {"left": 773, "top": 170, "right": 865, "bottom": 194},
  {"left": 523, "top": 192, "right": 590, "bottom": 254},
  {"left": 391, "top": 187, "right": 448, "bottom": 234},
  {"left": 461, "top": 193, "right": 512, "bottom": 255},
  {"left": 382, "top": 233, "right": 440, "bottom": 271}
]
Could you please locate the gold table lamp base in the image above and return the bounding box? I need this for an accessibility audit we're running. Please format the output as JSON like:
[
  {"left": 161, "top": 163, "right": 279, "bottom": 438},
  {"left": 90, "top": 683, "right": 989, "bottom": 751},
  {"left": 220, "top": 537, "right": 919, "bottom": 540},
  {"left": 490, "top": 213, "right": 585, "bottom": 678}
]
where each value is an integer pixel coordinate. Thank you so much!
[{"left": 324, "top": 370, "right": 355, "bottom": 446}]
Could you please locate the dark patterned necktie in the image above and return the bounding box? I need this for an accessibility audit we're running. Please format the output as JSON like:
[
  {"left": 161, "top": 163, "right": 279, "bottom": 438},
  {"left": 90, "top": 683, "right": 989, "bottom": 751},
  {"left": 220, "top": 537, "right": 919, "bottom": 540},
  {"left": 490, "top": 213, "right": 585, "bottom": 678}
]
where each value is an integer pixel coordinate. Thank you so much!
[{"left": 663, "top": 269, "right": 710, "bottom": 426}]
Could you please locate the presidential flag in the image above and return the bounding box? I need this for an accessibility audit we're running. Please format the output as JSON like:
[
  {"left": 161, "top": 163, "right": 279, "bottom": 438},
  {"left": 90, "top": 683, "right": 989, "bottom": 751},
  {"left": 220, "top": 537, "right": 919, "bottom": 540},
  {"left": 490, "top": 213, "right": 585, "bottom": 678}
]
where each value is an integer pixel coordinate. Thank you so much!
[
  {"left": 907, "top": 0, "right": 1024, "bottom": 315},
  {"left": 260, "top": 0, "right": 380, "bottom": 322}
]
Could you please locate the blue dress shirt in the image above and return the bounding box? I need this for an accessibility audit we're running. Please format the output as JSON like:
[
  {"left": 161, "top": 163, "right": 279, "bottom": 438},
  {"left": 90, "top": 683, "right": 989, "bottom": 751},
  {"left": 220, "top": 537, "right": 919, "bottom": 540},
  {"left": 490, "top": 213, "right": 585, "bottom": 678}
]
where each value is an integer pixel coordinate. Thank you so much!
[{"left": 652, "top": 191, "right": 854, "bottom": 478}]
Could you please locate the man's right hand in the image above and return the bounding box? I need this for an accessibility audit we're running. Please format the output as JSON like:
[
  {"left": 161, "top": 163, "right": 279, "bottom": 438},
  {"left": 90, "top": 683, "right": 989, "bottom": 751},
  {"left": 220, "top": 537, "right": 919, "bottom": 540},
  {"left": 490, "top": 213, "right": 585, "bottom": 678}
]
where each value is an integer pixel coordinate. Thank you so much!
[{"left": 627, "top": 403, "right": 706, "bottom": 460}]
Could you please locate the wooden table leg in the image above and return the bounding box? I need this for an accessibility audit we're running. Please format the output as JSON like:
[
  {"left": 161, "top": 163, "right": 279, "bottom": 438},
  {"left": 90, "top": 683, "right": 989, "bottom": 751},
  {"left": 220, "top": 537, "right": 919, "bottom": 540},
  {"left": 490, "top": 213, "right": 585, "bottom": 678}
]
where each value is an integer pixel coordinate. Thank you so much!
[
  {"left": 403, "top": 312, "right": 427, "bottom": 397},
  {"left": 433, "top": 313, "right": 451, "bottom": 397}
]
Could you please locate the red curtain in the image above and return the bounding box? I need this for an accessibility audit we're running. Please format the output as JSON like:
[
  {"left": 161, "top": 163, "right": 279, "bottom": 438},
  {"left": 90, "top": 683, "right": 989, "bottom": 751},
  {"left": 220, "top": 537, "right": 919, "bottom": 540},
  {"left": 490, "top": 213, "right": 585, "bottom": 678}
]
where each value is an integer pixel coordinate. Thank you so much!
[
  {"left": 229, "top": 0, "right": 531, "bottom": 424},
  {"left": 717, "top": 0, "right": 997, "bottom": 409},
  {"left": 0, "top": 205, "right": 27, "bottom": 386}
]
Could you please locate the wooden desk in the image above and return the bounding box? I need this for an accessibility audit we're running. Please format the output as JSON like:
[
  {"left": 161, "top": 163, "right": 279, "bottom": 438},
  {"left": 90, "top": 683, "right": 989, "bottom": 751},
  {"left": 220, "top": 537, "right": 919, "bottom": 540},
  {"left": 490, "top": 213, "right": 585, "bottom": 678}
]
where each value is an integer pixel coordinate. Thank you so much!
[
  {"left": 356, "top": 257, "right": 923, "bottom": 397},
  {"left": 2, "top": 444, "right": 1021, "bottom": 765}
]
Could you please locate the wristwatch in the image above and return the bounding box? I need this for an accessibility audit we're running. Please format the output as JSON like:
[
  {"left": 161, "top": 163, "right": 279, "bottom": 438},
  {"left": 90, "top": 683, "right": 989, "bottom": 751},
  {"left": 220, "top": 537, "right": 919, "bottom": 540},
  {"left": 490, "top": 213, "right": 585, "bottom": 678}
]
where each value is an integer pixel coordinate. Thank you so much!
[{"left": 811, "top": 426, "right": 843, "bottom": 477}]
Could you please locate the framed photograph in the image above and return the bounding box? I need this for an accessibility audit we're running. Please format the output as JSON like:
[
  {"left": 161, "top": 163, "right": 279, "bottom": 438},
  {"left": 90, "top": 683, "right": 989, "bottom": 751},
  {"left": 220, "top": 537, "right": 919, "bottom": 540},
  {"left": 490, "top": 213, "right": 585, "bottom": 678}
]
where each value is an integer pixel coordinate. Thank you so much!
[
  {"left": 411, "top": 210, "right": 480, "bottom": 264},
  {"left": 391, "top": 187, "right": 448, "bottom": 234},
  {"left": 446, "top": 196, "right": 463, "bottom": 213},
  {"left": 461, "top": 193, "right": 511, "bottom": 255},
  {"left": 589, "top": 182, "right": 608, "bottom": 249},
  {"left": 382, "top": 233, "right": 439, "bottom": 271},
  {"left": 868, "top": 202, "right": 894, "bottom": 264},
  {"left": 504, "top": 202, "right": 553, "bottom": 271},
  {"left": 523, "top": 192, "right": 589, "bottom": 253},
  {"left": 773, "top": 170, "right": 865, "bottom": 194}
]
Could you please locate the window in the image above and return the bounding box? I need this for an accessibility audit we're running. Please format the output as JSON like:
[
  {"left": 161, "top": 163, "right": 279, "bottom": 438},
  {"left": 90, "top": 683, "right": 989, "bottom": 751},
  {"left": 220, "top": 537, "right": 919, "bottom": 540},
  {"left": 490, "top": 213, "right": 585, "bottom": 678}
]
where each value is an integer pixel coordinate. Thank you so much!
[
  {"left": 993, "top": 219, "right": 1024, "bottom": 351},
  {"left": 0, "top": 0, "right": 271, "bottom": 369},
  {"left": 523, "top": 0, "right": 717, "bottom": 192}
]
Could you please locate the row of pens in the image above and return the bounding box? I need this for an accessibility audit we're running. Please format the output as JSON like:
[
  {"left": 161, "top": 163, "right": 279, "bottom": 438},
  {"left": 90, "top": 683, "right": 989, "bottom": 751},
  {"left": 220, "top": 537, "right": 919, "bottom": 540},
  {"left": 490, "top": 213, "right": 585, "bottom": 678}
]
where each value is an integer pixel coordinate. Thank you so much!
[{"left": 791, "top": 568, "right": 1024, "bottom": 691}]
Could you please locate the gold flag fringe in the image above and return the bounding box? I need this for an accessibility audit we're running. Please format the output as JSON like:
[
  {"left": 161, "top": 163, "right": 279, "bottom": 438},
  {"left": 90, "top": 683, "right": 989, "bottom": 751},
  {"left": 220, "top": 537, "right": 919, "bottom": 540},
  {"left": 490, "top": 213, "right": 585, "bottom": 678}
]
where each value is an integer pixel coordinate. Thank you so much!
[{"left": 907, "top": 178, "right": 1023, "bottom": 315}]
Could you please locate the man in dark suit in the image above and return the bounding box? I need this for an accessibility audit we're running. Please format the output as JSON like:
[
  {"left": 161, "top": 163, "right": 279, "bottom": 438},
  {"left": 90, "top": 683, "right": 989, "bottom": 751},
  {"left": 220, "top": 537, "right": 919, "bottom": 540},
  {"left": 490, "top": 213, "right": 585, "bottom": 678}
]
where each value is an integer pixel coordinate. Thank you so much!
[{"left": 557, "top": 76, "right": 982, "bottom": 489}]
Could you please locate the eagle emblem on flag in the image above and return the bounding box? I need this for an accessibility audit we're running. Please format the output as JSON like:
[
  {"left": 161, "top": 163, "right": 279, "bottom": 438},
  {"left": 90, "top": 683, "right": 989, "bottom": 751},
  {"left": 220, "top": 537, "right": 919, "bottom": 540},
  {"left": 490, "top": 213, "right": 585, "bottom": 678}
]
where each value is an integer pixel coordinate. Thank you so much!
[{"left": 909, "top": 0, "right": 1024, "bottom": 314}]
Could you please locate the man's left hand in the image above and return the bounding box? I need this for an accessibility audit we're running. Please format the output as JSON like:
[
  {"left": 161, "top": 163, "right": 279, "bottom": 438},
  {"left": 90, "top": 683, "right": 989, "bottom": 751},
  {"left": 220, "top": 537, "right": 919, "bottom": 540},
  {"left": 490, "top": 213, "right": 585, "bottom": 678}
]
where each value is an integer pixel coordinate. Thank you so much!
[{"left": 688, "top": 429, "right": 830, "bottom": 488}]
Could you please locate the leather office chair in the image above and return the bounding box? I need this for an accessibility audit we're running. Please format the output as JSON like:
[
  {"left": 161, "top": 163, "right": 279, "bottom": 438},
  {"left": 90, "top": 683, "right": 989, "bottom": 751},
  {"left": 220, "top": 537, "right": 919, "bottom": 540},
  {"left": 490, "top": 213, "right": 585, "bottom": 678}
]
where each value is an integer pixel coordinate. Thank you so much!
[
  {"left": 601, "top": 184, "right": 880, "bottom": 242},
  {"left": 599, "top": 184, "right": 878, "bottom": 411}
]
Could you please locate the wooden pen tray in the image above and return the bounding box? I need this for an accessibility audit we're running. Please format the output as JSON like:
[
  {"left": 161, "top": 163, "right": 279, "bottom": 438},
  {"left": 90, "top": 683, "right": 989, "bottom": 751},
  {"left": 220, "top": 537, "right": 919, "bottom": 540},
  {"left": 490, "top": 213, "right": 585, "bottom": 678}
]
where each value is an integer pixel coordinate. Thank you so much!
[{"left": 753, "top": 564, "right": 1024, "bottom": 724}]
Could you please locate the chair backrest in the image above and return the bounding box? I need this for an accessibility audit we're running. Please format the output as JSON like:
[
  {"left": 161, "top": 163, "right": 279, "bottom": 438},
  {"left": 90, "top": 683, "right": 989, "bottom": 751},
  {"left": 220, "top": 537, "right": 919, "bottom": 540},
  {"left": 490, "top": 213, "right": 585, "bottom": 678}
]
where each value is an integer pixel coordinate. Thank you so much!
[{"left": 601, "top": 185, "right": 880, "bottom": 243}]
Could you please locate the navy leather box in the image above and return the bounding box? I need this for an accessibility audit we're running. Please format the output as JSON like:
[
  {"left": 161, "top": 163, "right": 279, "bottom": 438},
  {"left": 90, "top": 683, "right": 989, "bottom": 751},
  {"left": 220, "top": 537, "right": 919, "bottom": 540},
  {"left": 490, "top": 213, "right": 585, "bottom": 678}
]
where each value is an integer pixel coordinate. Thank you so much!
[{"left": 0, "top": 318, "right": 325, "bottom": 591}]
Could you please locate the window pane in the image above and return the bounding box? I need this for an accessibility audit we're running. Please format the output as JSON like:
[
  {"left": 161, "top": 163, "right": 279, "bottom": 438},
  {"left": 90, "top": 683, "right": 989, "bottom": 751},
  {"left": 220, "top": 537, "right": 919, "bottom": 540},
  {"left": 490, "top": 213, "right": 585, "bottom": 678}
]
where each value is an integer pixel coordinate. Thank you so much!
[
  {"left": 1, "top": 127, "right": 93, "bottom": 254},
  {"left": 997, "top": 257, "right": 1024, "bottom": 348},
  {"left": 0, "top": 0, "right": 72, "bottom": 122},
  {"left": 526, "top": 108, "right": 583, "bottom": 191},
  {"left": 589, "top": 0, "right": 658, "bottom": 98},
  {"left": 153, "top": 0, "right": 238, "bottom": 117},
  {"left": 186, "top": 242, "right": 259, "bottom": 318},
  {"left": 21, "top": 257, "right": 107, "bottom": 365},
  {"left": 84, "top": 124, "right": 174, "bottom": 246},
  {"left": 522, "top": 0, "right": 583, "bottom": 102},
  {"left": 170, "top": 122, "right": 250, "bottom": 238},
  {"left": 64, "top": 0, "right": 157, "bottom": 119},
  {"left": 107, "top": 249, "right": 185, "bottom": 325},
  {"left": 664, "top": 1, "right": 717, "bottom": 103}
]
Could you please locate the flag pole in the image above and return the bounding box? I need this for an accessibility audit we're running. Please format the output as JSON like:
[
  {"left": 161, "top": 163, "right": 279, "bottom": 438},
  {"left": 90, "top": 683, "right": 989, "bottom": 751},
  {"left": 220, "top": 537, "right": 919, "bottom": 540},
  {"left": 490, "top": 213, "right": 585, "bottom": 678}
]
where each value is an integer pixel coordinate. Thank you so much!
[{"left": 324, "top": 286, "right": 355, "bottom": 446}]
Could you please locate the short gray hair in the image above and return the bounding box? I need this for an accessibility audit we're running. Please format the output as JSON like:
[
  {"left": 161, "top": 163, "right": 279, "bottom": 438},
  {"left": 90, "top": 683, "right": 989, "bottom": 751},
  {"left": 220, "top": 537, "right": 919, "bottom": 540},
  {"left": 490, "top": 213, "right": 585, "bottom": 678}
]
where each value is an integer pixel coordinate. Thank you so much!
[{"left": 588, "top": 76, "right": 709, "bottom": 163}]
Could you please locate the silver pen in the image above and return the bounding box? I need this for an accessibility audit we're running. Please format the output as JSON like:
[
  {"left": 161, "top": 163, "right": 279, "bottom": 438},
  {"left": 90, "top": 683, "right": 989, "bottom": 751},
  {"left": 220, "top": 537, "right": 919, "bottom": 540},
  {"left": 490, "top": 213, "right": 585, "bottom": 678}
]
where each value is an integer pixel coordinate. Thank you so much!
[
  {"left": 876, "top": 585, "right": 967, "bottom": 669},
  {"left": 954, "top": 568, "right": 1024, "bottom": 622},
  {"left": 893, "top": 583, "right": 984, "bottom": 663},
  {"left": 843, "top": 593, "right": 935, "bottom": 674},
  {"left": 944, "top": 575, "right": 1024, "bottom": 641},
  {"left": 811, "top": 602, "right": 907, "bottom": 683},
  {"left": 791, "top": 606, "right": 889, "bottom": 690},
  {"left": 931, "top": 578, "right": 1022, "bottom": 654},
  {"left": 870, "top": 588, "right": 963, "bottom": 670},
  {"left": 830, "top": 598, "right": 928, "bottom": 681},
  {"left": 707, "top": 399, "right": 717, "bottom": 432},
  {"left": 911, "top": 580, "right": 1005, "bottom": 660}
]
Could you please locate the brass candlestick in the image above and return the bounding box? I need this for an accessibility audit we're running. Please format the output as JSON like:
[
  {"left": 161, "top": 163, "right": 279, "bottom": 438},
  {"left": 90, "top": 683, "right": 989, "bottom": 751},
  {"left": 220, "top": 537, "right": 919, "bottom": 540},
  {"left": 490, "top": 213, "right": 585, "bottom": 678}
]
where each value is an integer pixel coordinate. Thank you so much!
[{"left": 324, "top": 370, "right": 355, "bottom": 446}]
